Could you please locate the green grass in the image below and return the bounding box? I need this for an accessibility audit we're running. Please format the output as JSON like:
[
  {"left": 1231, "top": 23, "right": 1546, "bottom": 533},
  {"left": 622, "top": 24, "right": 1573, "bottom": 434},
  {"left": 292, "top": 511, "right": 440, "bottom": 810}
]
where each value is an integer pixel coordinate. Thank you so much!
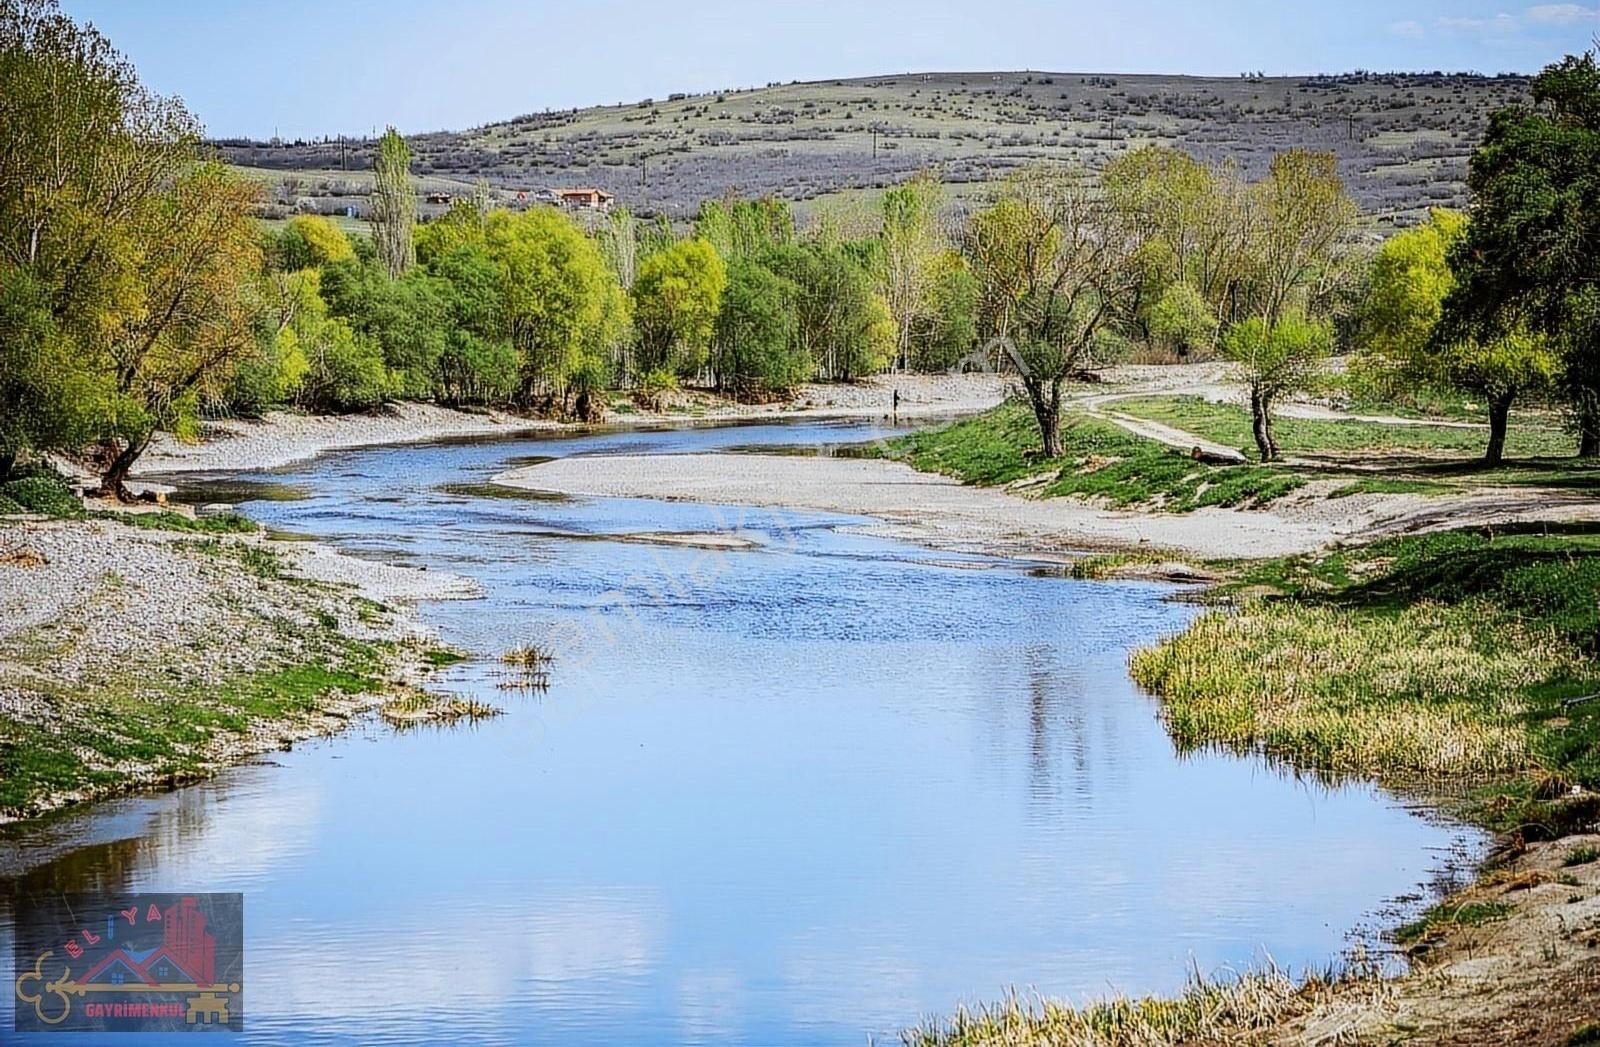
[
  {"left": 877, "top": 402, "right": 1304, "bottom": 511},
  {"left": 422, "top": 646, "right": 469, "bottom": 668},
  {"left": 902, "top": 968, "right": 1304, "bottom": 1047},
  {"left": 181, "top": 538, "right": 289, "bottom": 580},
  {"left": 1067, "top": 553, "right": 1165, "bottom": 579},
  {"left": 101, "top": 509, "right": 261, "bottom": 534},
  {"left": 0, "top": 650, "right": 384, "bottom": 815},
  {"left": 0, "top": 472, "right": 85, "bottom": 518},
  {"left": 1563, "top": 845, "right": 1600, "bottom": 867},
  {"left": 1569, "top": 1023, "right": 1600, "bottom": 1046},
  {"left": 1111, "top": 395, "right": 1575, "bottom": 460},
  {"left": 1393, "top": 900, "right": 1515, "bottom": 945},
  {"left": 1327, "top": 476, "right": 1455, "bottom": 498},
  {"left": 1130, "top": 526, "right": 1600, "bottom": 831},
  {"left": 0, "top": 471, "right": 264, "bottom": 532}
]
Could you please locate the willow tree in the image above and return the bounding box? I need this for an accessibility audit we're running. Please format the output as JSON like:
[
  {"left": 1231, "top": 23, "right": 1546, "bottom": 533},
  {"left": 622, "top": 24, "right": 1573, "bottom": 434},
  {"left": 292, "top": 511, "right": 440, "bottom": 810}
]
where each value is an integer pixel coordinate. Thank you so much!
[
  {"left": 371, "top": 126, "right": 415, "bottom": 277},
  {"left": 482, "top": 207, "right": 626, "bottom": 414},
  {"left": 965, "top": 167, "right": 1142, "bottom": 457},
  {"left": 98, "top": 164, "right": 264, "bottom": 495},
  {"left": 1225, "top": 151, "right": 1355, "bottom": 460},
  {"left": 0, "top": 0, "right": 262, "bottom": 492},
  {"left": 1245, "top": 150, "right": 1358, "bottom": 326}
]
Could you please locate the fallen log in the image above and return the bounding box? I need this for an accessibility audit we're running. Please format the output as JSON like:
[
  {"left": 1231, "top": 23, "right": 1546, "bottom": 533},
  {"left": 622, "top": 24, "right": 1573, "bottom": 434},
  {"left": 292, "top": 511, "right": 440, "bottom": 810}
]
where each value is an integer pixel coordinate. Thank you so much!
[{"left": 1190, "top": 445, "right": 1250, "bottom": 466}]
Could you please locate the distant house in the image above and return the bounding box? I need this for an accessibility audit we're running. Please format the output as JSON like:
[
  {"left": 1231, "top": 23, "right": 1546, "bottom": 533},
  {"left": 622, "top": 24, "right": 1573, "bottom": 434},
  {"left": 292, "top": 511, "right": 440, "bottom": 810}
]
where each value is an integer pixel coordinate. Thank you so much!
[
  {"left": 424, "top": 191, "right": 453, "bottom": 205},
  {"left": 554, "top": 187, "right": 615, "bottom": 211}
]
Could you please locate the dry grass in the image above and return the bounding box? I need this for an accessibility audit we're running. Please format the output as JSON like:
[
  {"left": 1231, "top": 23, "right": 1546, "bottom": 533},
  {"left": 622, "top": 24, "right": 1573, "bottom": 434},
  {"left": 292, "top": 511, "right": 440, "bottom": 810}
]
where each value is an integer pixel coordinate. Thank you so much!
[
  {"left": 901, "top": 961, "right": 1376, "bottom": 1047},
  {"left": 1129, "top": 598, "right": 1584, "bottom": 779}
]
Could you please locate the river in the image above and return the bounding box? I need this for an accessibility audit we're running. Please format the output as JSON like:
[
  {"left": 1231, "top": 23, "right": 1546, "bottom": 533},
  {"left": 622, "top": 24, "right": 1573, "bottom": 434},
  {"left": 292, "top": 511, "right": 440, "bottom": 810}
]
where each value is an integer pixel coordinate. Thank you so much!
[{"left": 1, "top": 418, "right": 1480, "bottom": 1046}]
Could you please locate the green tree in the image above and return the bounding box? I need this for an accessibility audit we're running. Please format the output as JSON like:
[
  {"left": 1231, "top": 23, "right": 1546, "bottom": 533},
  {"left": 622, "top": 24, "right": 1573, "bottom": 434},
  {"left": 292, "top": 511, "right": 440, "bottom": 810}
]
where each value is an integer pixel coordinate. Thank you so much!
[
  {"left": 96, "top": 163, "right": 264, "bottom": 494},
  {"left": 257, "top": 268, "right": 388, "bottom": 412},
  {"left": 1439, "top": 51, "right": 1600, "bottom": 455},
  {"left": 631, "top": 238, "right": 727, "bottom": 377},
  {"left": 1103, "top": 147, "right": 1223, "bottom": 346},
  {"left": 695, "top": 195, "right": 794, "bottom": 258},
  {"left": 1221, "top": 312, "right": 1333, "bottom": 461},
  {"left": 426, "top": 244, "right": 518, "bottom": 404},
  {"left": 761, "top": 242, "right": 893, "bottom": 381},
  {"left": 483, "top": 208, "right": 625, "bottom": 409},
  {"left": 1245, "top": 150, "right": 1359, "bottom": 326},
  {"left": 278, "top": 214, "right": 356, "bottom": 270},
  {"left": 910, "top": 251, "right": 979, "bottom": 371},
  {"left": 1438, "top": 328, "right": 1559, "bottom": 464},
  {"left": 1148, "top": 281, "right": 1218, "bottom": 360},
  {"left": 712, "top": 257, "right": 807, "bottom": 398},
  {"left": 0, "top": 0, "right": 220, "bottom": 485},
  {"left": 1362, "top": 209, "right": 1466, "bottom": 365},
  {"left": 371, "top": 126, "right": 416, "bottom": 278},
  {"left": 0, "top": 268, "right": 108, "bottom": 476},
  {"left": 965, "top": 167, "right": 1142, "bottom": 456}
]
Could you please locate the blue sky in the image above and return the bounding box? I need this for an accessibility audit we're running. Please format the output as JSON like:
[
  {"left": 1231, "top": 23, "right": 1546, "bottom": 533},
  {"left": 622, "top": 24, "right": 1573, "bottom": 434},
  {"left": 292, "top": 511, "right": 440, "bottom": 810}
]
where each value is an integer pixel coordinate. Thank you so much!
[{"left": 62, "top": 0, "right": 1600, "bottom": 138}]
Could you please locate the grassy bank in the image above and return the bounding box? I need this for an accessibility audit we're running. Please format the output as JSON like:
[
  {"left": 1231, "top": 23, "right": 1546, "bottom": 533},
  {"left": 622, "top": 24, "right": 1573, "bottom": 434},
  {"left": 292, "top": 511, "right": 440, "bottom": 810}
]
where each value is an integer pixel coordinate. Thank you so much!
[
  {"left": 874, "top": 402, "right": 1304, "bottom": 510},
  {"left": 1111, "top": 395, "right": 1575, "bottom": 460},
  {"left": 1127, "top": 526, "right": 1600, "bottom": 830}
]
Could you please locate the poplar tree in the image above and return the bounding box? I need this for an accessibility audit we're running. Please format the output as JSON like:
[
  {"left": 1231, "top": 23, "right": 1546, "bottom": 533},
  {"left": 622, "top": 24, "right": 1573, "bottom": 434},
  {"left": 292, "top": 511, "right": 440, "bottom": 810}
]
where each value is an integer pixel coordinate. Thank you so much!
[{"left": 371, "top": 126, "right": 416, "bottom": 277}]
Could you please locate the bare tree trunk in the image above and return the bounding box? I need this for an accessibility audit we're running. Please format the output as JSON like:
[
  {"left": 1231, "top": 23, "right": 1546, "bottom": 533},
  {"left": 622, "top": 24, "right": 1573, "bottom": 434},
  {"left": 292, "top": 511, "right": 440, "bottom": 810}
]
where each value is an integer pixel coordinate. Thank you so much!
[
  {"left": 0, "top": 446, "right": 15, "bottom": 483},
  {"left": 1025, "top": 378, "right": 1064, "bottom": 458},
  {"left": 1485, "top": 393, "right": 1513, "bottom": 466},
  {"left": 98, "top": 435, "right": 150, "bottom": 501},
  {"left": 1578, "top": 402, "right": 1599, "bottom": 458},
  {"left": 1250, "top": 388, "right": 1277, "bottom": 462}
]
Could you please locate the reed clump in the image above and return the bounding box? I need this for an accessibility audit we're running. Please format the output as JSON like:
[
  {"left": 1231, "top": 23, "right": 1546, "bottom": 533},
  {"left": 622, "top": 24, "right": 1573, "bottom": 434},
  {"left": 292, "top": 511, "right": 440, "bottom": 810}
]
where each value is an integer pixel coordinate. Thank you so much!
[
  {"left": 500, "top": 644, "right": 554, "bottom": 668},
  {"left": 380, "top": 691, "right": 500, "bottom": 726}
]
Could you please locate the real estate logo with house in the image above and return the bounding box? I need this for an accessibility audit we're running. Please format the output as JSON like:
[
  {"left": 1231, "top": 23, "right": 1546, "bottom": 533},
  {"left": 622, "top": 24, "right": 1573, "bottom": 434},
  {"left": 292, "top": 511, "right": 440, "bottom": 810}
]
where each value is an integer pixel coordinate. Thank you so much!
[{"left": 13, "top": 893, "right": 243, "bottom": 1033}]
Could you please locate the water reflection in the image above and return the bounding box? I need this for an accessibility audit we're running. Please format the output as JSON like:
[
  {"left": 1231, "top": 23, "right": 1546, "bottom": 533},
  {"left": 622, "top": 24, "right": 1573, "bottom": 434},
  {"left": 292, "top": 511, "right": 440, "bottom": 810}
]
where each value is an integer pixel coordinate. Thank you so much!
[{"left": 0, "top": 418, "right": 1485, "bottom": 1046}]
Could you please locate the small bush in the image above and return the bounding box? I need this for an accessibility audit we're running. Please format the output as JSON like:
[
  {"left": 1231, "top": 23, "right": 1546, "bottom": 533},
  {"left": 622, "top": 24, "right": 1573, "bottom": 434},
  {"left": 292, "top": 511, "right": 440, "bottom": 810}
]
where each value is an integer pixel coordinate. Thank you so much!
[
  {"left": 633, "top": 368, "right": 679, "bottom": 412},
  {"left": 0, "top": 473, "right": 83, "bottom": 518}
]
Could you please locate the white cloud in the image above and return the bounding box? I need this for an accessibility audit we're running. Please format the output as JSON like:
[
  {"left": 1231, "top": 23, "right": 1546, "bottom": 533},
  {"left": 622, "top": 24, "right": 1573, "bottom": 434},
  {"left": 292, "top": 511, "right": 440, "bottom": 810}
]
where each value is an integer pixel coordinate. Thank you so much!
[
  {"left": 1437, "top": 12, "right": 1522, "bottom": 34},
  {"left": 1389, "top": 18, "right": 1427, "bottom": 37},
  {"left": 1525, "top": 3, "right": 1600, "bottom": 24}
]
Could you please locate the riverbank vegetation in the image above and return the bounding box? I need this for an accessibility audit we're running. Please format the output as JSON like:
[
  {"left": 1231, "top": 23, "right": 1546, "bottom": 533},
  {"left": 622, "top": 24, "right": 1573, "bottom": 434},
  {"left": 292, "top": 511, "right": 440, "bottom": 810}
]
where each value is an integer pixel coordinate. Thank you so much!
[
  {"left": 1112, "top": 395, "right": 1576, "bottom": 460},
  {"left": 1131, "top": 527, "right": 1600, "bottom": 830},
  {"left": 876, "top": 401, "right": 1304, "bottom": 510},
  {"left": 903, "top": 964, "right": 1322, "bottom": 1047}
]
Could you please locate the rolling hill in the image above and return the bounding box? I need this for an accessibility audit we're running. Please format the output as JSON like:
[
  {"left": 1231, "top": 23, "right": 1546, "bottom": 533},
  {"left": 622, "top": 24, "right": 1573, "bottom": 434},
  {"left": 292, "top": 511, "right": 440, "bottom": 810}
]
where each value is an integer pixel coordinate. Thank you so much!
[{"left": 216, "top": 69, "right": 1531, "bottom": 226}]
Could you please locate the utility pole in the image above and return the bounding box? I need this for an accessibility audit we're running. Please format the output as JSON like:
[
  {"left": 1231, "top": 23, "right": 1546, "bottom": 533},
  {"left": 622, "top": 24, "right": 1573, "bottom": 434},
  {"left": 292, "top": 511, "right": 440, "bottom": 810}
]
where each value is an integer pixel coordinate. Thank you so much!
[{"left": 872, "top": 129, "right": 878, "bottom": 160}]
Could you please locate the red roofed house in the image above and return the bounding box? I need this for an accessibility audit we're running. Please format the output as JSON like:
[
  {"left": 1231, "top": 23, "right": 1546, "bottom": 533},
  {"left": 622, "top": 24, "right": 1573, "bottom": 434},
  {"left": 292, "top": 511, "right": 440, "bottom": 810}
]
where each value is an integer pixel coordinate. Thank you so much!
[{"left": 554, "top": 187, "right": 615, "bottom": 211}]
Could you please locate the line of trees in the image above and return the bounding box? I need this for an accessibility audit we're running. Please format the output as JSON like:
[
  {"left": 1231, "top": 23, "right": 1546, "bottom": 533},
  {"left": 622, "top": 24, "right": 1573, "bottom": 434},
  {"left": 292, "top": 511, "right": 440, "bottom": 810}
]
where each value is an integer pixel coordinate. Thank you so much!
[{"left": 3, "top": 0, "right": 1594, "bottom": 495}]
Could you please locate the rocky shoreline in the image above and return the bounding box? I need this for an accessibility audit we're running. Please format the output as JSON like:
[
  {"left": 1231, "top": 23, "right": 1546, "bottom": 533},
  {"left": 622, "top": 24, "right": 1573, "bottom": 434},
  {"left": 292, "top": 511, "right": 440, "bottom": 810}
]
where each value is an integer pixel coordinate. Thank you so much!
[{"left": 0, "top": 514, "right": 478, "bottom": 823}]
